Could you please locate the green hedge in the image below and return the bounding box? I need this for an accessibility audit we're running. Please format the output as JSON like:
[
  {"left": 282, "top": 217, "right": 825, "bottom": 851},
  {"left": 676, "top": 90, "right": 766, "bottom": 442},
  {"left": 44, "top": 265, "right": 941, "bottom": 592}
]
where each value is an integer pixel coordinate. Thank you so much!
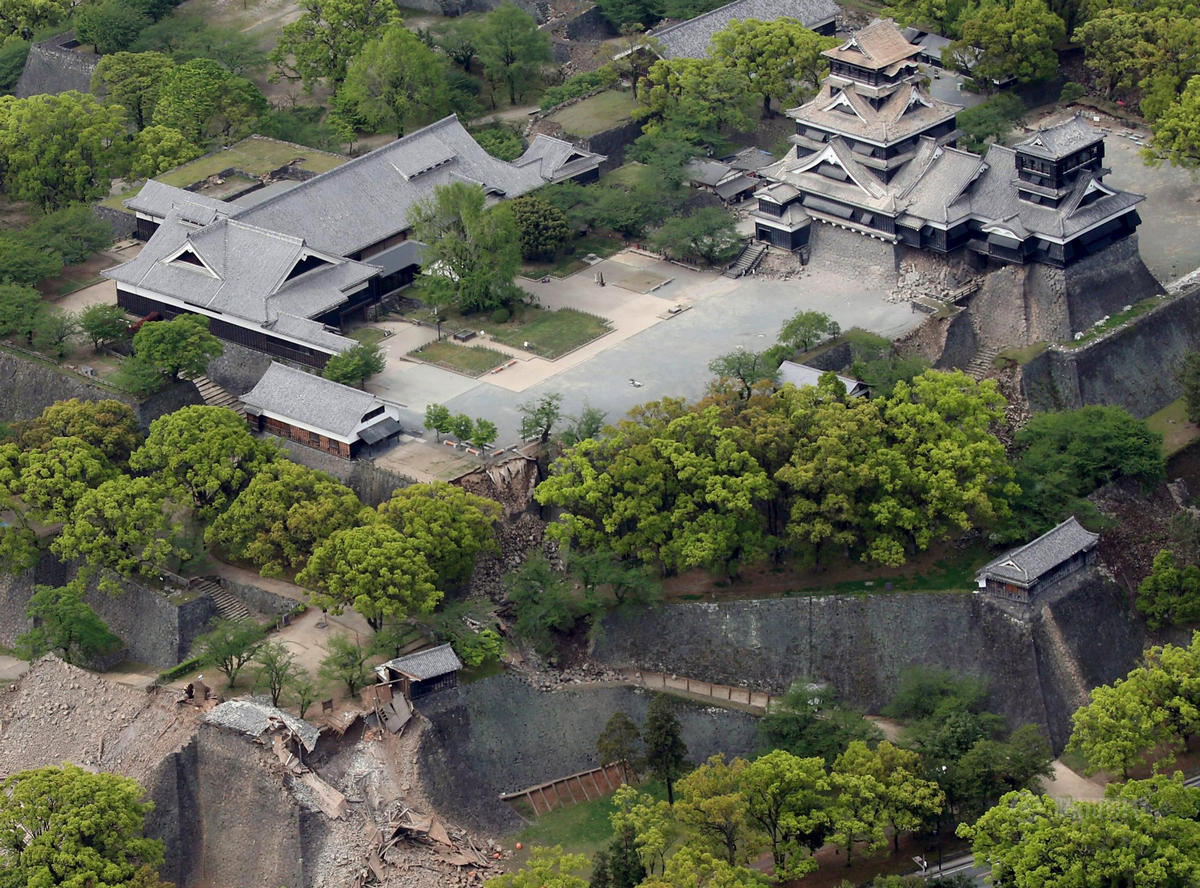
[
  {"left": 539, "top": 65, "right": 619, "bottom": 110},
  {"left": 156, "top": 654, "right": 205, "bottom": 684}
]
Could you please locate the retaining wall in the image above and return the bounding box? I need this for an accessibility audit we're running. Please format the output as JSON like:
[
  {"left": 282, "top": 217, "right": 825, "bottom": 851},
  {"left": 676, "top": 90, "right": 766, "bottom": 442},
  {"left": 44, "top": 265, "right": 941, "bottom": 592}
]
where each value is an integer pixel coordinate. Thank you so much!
[
  {"left": 273, "top": 437, "right": 415, "bottom": 507},
  {"left": 220, "top": 576, "right": 298, "bottom": 617},
  {"left": 418, "top": 673, "right": 760, "bottom": 834},
  {"left": 592, "top": 577, "right": 1143, "bottom": 752}
]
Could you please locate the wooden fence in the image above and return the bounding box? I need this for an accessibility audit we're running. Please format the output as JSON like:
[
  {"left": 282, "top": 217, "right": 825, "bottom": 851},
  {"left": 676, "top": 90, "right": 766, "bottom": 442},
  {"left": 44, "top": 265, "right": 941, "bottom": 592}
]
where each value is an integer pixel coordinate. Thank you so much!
[
  {"left": 621, "top": 668, "right": 777, "bottom": 713},
  {"left": 500, "top": 761, "right": 632, "bottom": 816}
]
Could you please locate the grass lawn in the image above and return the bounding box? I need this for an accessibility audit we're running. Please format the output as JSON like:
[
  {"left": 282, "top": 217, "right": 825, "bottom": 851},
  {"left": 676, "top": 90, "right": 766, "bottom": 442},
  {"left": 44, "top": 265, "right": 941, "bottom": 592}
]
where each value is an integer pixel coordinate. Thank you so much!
[
  {"left": 522, "top": 234, "right": 624, "bottom": 278},
  {"left": 510, "top": 780, "right": 668, "bottom": 870},
  {"left": 346, "top": 326, "right": 388, "bottom": 347},
  {"left": 1062, "top": 295, "right": 1164, "bottom": 348},
  {"left": 486, "top": 306, "right": 610, "bottom": 358},
  {"left": 548, "top": 89, "right": 638, "bottom": 137},
  {"left": 605, "top": 162, "right": 654, "bottom": 189},
  {"left": 1147, "top": 398, "right": 1200, "bottom": 456},
  {"left": 409, "top": 340, "right": 508, "bottom": 376}
]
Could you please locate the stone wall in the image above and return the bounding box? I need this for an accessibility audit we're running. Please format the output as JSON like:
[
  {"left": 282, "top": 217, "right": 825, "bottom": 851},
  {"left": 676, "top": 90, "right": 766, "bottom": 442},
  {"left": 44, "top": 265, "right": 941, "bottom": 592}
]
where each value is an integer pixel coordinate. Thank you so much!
[
  {"left": 564, "top": 4, "right": 614, "bottom": 40},
  {"left": 580, "top": 119, "right": 642, "bottom": 171},
  {"left": 221, "top": 575, "right": 298, "bottom": 616},
  {"left": 418, "top": 673, "right": 760, "bottom": 833},
  {"left": 0, "top": 554, "right": 213, "bottom": 669},
  {"left": 1021, "top": 285, "right": 1200, "bottom": 417},
  {"left": 273, "top": 437, "right": 415, "bottom": 506},
  {"left": 592, "top": 578, "right": 1143, "bottom": 752},
  {"left": 0, "top": 349, "right": 202, "bottom": 428},
  {"left": 204, "top": 339, "right": 275, "bottom": 396},
  {"left": 93, "top": 204, "right": 137, "bottom": 239}
]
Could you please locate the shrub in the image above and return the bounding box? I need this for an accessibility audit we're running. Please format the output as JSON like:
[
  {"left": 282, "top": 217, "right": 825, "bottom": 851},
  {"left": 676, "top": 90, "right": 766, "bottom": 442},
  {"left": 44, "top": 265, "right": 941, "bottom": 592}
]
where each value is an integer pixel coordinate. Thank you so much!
[
  {"left": 538, "top": 65, "right": 620, "bottom": 109},
  {"left": 956, "top": 93, "right": 1025, "bottom": 152},
  {"left": 1059, "top": 81, "right": 1086, "bottom": 104},
  {"left": 491, "top": 306, "right": 511, "bottom": 324}
]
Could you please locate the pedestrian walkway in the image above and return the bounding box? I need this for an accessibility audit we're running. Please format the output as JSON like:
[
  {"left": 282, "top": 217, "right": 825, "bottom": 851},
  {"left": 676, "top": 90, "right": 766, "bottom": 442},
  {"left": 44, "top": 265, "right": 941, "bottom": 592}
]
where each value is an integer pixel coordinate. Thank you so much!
[{"left": 620, "top": 667, "right": 777, "bottom": 713}]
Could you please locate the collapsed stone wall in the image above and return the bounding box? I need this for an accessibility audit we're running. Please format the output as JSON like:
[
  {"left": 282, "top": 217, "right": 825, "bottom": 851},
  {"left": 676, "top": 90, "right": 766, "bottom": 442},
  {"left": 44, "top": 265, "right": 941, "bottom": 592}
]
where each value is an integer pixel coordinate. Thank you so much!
[
  {"left": 418, "top": 673, "right": 760, "bottom": 834},
  {"left": 592, "top": 578, "right": 1142, "bottom": 751},
  {"left": 1021, "top": 285, "right": 1200, "bottom": 418},
  {"left": 0, "top": 350, "right": 202, "bottom": 428}
]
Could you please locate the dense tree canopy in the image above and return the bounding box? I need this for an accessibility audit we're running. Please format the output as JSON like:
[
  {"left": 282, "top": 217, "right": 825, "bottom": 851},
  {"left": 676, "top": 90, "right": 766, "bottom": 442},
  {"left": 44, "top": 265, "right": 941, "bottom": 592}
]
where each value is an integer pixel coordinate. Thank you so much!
[
  {"left": 953, "top": 0, "right": 1065, "bottom": 87},
  {"left": 75, "top": 0, "right": 150, "bottom": 55},
  {"left": 0, "top": 91, "right": 129, "bottom": 208},
  {"left": 130, "top": 314, "right": 223, "bottom": 383},
  {"left": 0, "top": 765, "right": 166, "bottom": 888},
  {"left": 297, "top": 523, "right": 442, "bottom": 630},
  {"left": 0, "top": 0, "right": 74, "bottom": 39},
  {"left": 511, "top": 195, "right": 570, "bottom": 261},
  {"left": 475, "top": 3, "right": 551, "bottom": 106},
  {"left": 270, "top": 0, "right": 402, "bottom": 90},
  {"left": 152, "top": 58, "right": 266, "bottom": 144},
  {"left": 336, "top": 23, "right": 453, "bottom": 137},
  {"left": 130, "top": 124, "right": 203, "bottom": 179},
  {"left": 91, "top": 51, "right": 175, "bottom": 129},
  {"left": 129, "top": 405, "right": 277, "bottom": 519},
  {"left": 15, "top": 580, "right": 121, "bottom": 666},
  {"left": 710, "top": 18, "right": 836, "bottom": 114},
  {"left": 648, "top": 208, "right": 742, "bottom": 267},
  {"left": 322, "top": 342, "right": 386, "bottom": 387},
  {"left": 17, "top": 436, "right": 117, "bottom": 523},
  {"left": 16, "top": 398, "right": 141, "bottom": 466},
  {"left": 635, "top": 57, "right": 756, "bottom": 144},
  {"left": 205, "top": 460, "right": 366, "bottom": 577},
  {"left": 376, "top": 482, "right": 502, "bottom": 590}
]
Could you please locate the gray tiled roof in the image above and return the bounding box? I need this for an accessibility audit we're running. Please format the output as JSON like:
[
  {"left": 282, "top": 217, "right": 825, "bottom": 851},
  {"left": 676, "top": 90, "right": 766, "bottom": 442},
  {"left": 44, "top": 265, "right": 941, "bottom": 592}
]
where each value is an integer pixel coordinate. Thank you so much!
[
  {"left": 1015, "top": 115, "right": 1101, "bottom": 161},
  {"left": 205, "top": 698, "right": 321, "bottom": 752},
  {"left": 715, "top": 174, "right": 758, "bottom": 200},
  {"left": 241, "top": 362, "right": 383, "bottom": 438},
  {"left": 379, "top": 644, "right": 463, "bottom": 682},
  {"left": 778, "top": 361, "right": 866, "bottom": 394},
  {"left": 787, "top": 80, "right": 961, "bottom": 145},
  {"left": 823, "top": 18, "right": 919, "bottom": 70},
  {"left": 263, "top": 314, "right": 357, "bottom": 354},
  {"left": 234, "top": 116, "right": 551, "bottom": 256},
  {"left": 723, "top": 147, "right": 776, "bottom": 171},
  {"left": 762, "top": 139, "right": 899, "bottom": 213},
  {"left": 651, "top": 0, "right": 840, "bottom": 59},
  {"left": 123, "top": 180, "right": 232, "bottom": 222},
  {"left": 686, "top": 158, "right": 734, "bottom": 187},
  {"left": 898, "top": 144, "right": 985, "bottom": 224},
  {"left": 976, "top": 516, "right": 1098, "bottom": 588},
  {"left": 513, "top": 134, "right": 605, "bottom": 183},
  {"left": 103, "top": 212, "right": 378, "bottom": 345}
]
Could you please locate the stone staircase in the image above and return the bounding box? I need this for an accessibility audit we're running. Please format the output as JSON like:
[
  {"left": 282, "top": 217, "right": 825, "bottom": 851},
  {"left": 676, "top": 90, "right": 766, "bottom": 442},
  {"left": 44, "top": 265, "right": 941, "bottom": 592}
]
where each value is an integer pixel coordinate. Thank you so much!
[
  {"left": 196, "top": 577, "right": 251, "bottom": 622},
  {"left": 723, "top": 242, "right": 768, "bottom": 278},
  {"left": 966, "top": 343, "right": 1000, "bottom": 379},
  {"left": 190, "top": 376, "right": 244, "bottom": 416}
]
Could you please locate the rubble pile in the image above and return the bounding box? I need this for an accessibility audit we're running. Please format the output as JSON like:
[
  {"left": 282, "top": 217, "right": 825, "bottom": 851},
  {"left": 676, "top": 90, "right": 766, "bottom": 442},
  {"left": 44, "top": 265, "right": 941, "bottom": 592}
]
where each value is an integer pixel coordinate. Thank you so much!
[
  {"left": 887, "top": 260, "right": 977, "bottom": 304},
  {"left": 755, "top": 249, "right": 807, "bottom": 281},
  {"left": 470, "top": 511, "right": 548, "bottom": 604},
  {"left": 514, "top": 661, "right": 629, "bottom": 692}
]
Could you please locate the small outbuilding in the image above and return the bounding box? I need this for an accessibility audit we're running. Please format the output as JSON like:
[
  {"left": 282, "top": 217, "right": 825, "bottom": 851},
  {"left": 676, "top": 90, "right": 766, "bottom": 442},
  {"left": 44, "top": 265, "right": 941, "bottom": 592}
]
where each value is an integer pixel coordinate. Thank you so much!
[
  {"left": 975, "top": 516, "right": 1099, "bottom": 603},
  {"left": 374, "top": 644, "right": 463, "bottom": 702},
  {"left": 778, "top": 361, "right": 868, "bottom": 397},
  {"left": 241, "top": 362, "right": 403, "bottom": 458}
]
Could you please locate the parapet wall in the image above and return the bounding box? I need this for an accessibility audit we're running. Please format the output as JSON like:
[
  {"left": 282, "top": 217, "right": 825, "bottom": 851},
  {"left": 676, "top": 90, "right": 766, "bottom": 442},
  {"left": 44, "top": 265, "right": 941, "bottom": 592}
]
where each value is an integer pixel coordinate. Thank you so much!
[{"left": 592, "top": 578, "right": 1143, "bottom": 751}]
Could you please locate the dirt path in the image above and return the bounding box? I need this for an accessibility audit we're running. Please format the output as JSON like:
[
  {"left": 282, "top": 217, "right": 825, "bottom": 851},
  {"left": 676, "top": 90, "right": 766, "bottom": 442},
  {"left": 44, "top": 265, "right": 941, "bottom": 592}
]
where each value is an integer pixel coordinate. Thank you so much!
[{"left": 1040, "top": 759, "right": 1106, "bottom": 802}]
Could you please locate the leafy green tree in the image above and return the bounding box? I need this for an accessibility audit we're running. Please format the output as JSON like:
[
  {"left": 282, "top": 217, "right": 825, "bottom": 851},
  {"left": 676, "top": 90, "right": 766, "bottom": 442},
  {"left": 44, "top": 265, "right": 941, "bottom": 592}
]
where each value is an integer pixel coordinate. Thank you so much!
[
  {"left": 74, "top": 0, "right": 149, "bottom": 54},
  {"left": 51, "top": 475, "right": 182, "bottom": 587},
  {"left": 321, "top": 342, "right": 386, "bottom": 387},
  {"left": 953, "top": 0, "right": 1065, "bottom": 87},
  {"left": 649, "top": 208, "right": 742, "bottom": 266},
  {"left": 1149, "top": 74, "right": 1200, "bottom": 168},
  {"left": 91, "top": 51, "right": 174, "bottom": 128},
  {"left": 610, "top": 784, "right": 676, "bottom": 877},
  {"left": 408, "top": 181, "right": 522, "bottom": 314},
  {"left": 828, "top": 741, "right": 890, "bottom": 866},
  {"left": 597, "top": 711, "right": 642, "bottom": 767},
  {"left": 741, "top": 749, "right": 830, "bottom": 880},
  {"left": 197, "top": 618, "right": 266, "bottom": 687},
  {"left": 638, "top": 846, "right": 763, "bottom": 888},
  {"left": 488, "top": 846, "right": 589, "bottom": 888},
  {"left": 1137, "top": 549, "right": 1200, "bottom": 629},
  {"left": 297, "top": 523, "right": 442, "bottom": 630},
  {"left": 959, "top": 780, "right": 1200, "bottom": 887},
  {"left": 520, "top": 392, "right": 563, "bottom": 444},
  {"left": 0, "top": 765, "right": 166, "bottom": 888},
  {"left": 114, "top": 355, "right": 169, "bottom": 397},
  {"left": 287, "top": 672, "right": 318, "bottom": 717},
  {"left": 131, "top": 314, "right": 223, "bottom": 382},
  {"left": 0, "top": 283, "right": 45, "bottom": 337},
  {"left": 472, "top": 418, "right": 498, "bottom": 450},
  {"left": 475, "top": 3, "right": 551, "bottom": 106},
  {"left": 559, "top": 404, "right": 608, "bottom": 449},
  {"left": 205, "top": 460, "right": 365, "bottom": 577},
  {"left": 1006, "top": 405, "right": 1163, "bottom": 539},
  {"left": 710, "top": 17, "right": 836, "bottom": 114},
  {"left": 423, "top": 402, "right": 453, "bottom": 441},
  {"left": 778, "top": 310, "right": 840, "bottom": 353},
  {"left": 568, "top": 547, "right": 661, "bottom": 609},
  {"left": 129, "top": 124, "right": 202, "bottom": 179},
  {"left": 635, "top": 57, "right": 756, "bottom": 145},
  {"left": 26, "top": 204, "right": 113, "bottom": 264},
  {"left": 675, "top": 755, "right": 753, "bottom": 865},
  {"left": 376, "top": 481, "right": 502, "bottom": 589},
  {"left": 130, "top": 405, "right": 276, "bottom": 519},
  {"left": 473, "top": 125, "right": 525, "bottom": 160},
  {"left": 884, "top": 0, "right": 970, "bottom": 36},
  {"left": 760, "top": 682, "right": 881, "bottom": 764},
  {"left": 336, "top": 23, "right": 453, "bottom": 137},
  {"left": 0, "top": 91, "right": 129, "bottom": 208},
  {"left": 1068, "top": 672, "right": 1171, "bottom": 778},
  {"left": 591, "top": 826, "right": 646, "bottom": 888},
  {"left": 132, "top": 14, "right": 266, "bottom": 74},
  {"left": 644, "top": 693, "right": 688, "bottom": 804},
  {"left": 78, "top": 304, "right": 132, "bottom": 352},
  {"left": 449, "top": 627, "right": 503, "bottom": 667},
  {"left": 31, "top": 308, "right": 78, "bottom": 358},
  {"left": 707, "top": 350, "right": 778, "bottom": 400},
  {"left": 951, "top": 725, "right": 1053, "bottom": 818},
  {"left": 15, "top": 580, "right": 122, "bottom": 665},
  {"left": 271, "top": 0, "right": 403, "bottom": 91},
  {"left": 511, "top": 195, "right": 570, "bottom": 261},
  {"left": 0, "top": 442, "right": 39, "bottom": 574},
  {"left": 1075, "top": 9, "right": 1158, "bottom": 99},
  {"left": 953, "top": 92, "right": 1025, "bottom": 152},
  {"left": 152, "top": 58, "right": 267, "bottom": 144},
  {"left": 431, "top": 19, "right": 478, "bottom": 70},
  {"left": 0, "top": 40, "right": 28, "bottom": 92},
  {"left": 317, "top": 634, "right": 369, "bottom": 697},
  {"left": 451, "top": 413, "right": 474, "bottom": 441},
  {"left": 0, "top": 233, "right": 62, "bottom": 285},
  {"left": 18, "top": 435, "right": 116, "bottom": 522},
  {"left": 0, "top": 0, "right": 74, "bottom": 39},
  {"left": 251, "top": 640, "right": 300, "bottom": 707},
  {"left": 503, "top": 551, "right": 589, "bottom": 659},
  {"left": 876, "top": 741, "right": 944, "bottom": 854}
]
